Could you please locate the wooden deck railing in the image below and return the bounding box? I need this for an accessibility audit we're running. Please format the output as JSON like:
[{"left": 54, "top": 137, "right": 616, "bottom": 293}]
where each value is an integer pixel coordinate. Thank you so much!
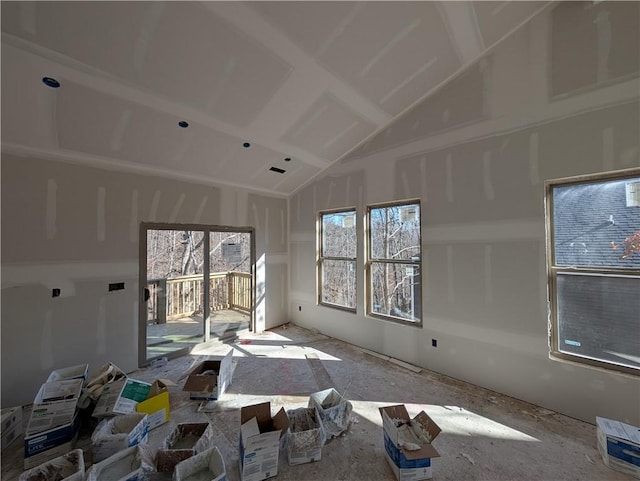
[{"left": 147, "top": 272, "right": 251, "bottom": 323}]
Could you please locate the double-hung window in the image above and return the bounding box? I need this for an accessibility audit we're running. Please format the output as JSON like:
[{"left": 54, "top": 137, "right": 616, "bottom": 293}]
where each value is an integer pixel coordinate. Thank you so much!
[
  {"left": 318, "top": 209, "right": 357, "bottom": 311},
  {"left": 366, "top": 200, "right": 422, "bottom": 325},
  {"left": 546, "top": 169, "right": 640, "bottom": 374}
]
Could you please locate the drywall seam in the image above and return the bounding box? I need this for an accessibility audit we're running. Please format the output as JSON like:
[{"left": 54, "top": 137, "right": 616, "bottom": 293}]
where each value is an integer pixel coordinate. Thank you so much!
[
  {"left": 97, "top": 186, "right": 106, "bottom": 242},
  {"left": 46, "top": 178, "right": 57, "bottom": 239},
  {"left": 447, "top": 245, "right": 455, "bottom": 303},
  {"left": 149, "top": 190, "right": 161, "bottom": 221},
  {"left": 445, "top": 152, "right": 454, "bottom": 202},
  {"left": 130, "top": 189, "right": 138, "bottom": 243},
  {"left": 602, "top": 127, "right": 614, "bottom": 171},
  {"left": 529, "top": 132, "right": 540, "bottom": 185},
  {"left": 484, "top": 244, "right": 493, "bottom": 305},
  {"left": 483, "top": 151, "right": 495, "bottom": 200},
  {"left": 169, "top": 193, "right": 185, "bottom": 223}
]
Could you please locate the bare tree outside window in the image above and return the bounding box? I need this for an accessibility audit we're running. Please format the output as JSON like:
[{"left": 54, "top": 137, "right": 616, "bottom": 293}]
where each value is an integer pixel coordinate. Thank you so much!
[
  {"left": 367, "top": 201, "right": 421, "bottom": 324},
  {"left": 318, "top": 209, "right": 357, "bottom": 310}
]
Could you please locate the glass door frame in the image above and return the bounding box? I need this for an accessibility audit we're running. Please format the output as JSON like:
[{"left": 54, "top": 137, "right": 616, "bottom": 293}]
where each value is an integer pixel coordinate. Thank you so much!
[{"left": 138, "top": 222, "right": 255, "bottom": 366}]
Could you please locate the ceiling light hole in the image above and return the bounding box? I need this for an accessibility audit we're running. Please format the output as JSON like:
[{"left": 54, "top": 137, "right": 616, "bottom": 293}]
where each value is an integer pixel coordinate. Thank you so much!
[
  {"left": 178, "top": 121, "right": 189, "bottom": 128},
  {"left": 270, "top": 167, "right": 286, "bottom": 174},
  {"left": 243, "top": 142, "right": 251, "bottom": 148},
  {"left": 42, "top": 77, "right": 60, "bottom": 88},
  {"left": 284, "top": 157, "right": 291, "bottom": 162}
]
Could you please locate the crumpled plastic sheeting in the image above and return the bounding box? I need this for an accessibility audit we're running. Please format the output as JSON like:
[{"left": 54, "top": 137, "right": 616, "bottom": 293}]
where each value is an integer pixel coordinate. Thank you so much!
[
  {"left": 85, "top": 445, "right": 154, "bottom": 481},
  {"left": 172, "top": 446, "right": 227, "bottom": 481},
  {"left": 18, "top": 449, "right": 85, "bottom": 481},
  {"left": 78, "top": 363, "right": 126, "bottom": 409},
  {"left": 286, "top": 407, "right": 326, "bottom": 452},
  {"left": 309, "top": 388, "right": 353, "bottom": 439}
]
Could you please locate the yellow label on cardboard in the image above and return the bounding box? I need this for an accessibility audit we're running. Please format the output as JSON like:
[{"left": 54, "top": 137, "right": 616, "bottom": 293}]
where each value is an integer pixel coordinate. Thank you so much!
[{"left": 136, "top": 391, "right": 170, "bottom": 430}]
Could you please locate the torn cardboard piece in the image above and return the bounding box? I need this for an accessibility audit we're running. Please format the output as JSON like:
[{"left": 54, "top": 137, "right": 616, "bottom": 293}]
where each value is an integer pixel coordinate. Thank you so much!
[
  {"left": 182, "top": 350, "right": 233, "bottom": 401},
  {"left": 18, "top": 448, "right": 84, "bottom": 481},
  {"left": 597, "top": 416, "right": 640, "bottom": 479},
  {"left": 286, "top": 407, "right": 325, "bottom": 466},
  {"left": 239, "top": 402, "right": 289, "bottom": 481},
  {"left": 380, "top": 405, "right": 442, "bottom": 481}
]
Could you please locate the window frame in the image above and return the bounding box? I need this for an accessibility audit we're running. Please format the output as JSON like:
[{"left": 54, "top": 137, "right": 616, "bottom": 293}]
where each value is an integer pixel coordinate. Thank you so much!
[
  {"left": 365, "top": 199, "right": 422, "bottom": 327},
  {"left": 317, "top": 207, "right": 358, "bottom": 312},
  {"left": 545, "top": 168, "right": 640, "bottom": 376}
]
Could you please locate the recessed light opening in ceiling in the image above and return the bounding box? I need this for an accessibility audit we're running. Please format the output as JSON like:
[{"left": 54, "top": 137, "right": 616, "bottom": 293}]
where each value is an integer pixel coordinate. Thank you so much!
[
  {"left": 42, "top": 77, "right": 60, "bottom": 88},
  {"left": 243, "top": 142, "right": 251, "bottom": 148},
  {"left": 178, "top": 120, "right": 189, "bottom": 128},
  {"left": 269, "top": 167, "right": 286, "bottom": 174}
]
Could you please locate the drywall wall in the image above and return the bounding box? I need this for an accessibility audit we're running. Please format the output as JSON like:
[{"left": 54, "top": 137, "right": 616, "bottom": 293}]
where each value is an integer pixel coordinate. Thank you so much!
[
  {"left": 0, "top": 155, "right": 288, "bottom": 407},
  {"left": 289, "top": 2, "right": 640, "bottom": 425}
]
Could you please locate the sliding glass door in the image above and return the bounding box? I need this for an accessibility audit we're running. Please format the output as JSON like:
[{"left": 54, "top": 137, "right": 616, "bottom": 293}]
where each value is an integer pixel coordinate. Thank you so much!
[{"left": 139, "top": 223, "right": 254, "bottom": 364}]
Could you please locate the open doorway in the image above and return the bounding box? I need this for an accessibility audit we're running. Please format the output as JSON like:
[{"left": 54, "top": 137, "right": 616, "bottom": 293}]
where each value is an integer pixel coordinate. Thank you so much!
[{"left": 139, "top": 223, "right": 254, "bottom": 365}]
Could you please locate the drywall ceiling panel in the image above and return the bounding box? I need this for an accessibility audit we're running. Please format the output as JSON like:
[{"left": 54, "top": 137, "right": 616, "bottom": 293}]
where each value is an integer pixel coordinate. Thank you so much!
[
  {"left": 261, "top": 163, "right": 322, "bottom": 196},
  {"left": 254, "top": 2, "right": 461, "bottom": 116},
  {"left": 251, "top": 1, "right": 359, "bottom": 56},
  {"left": 142, "top": 2, "right": 292, "bottom": 126},
  {"left": 1, "top": 1, "right": 292, "bottom": 127},
  {"left": 315, "top": 2, "right": 461, "bottom": 116},
  {"left": 346, "top": 58, "right": 490, "bottom": 160},
  {"left": 282, "top": 93, "right": 375, "bottom": 160},
  {"left": 55, "top": 81, "right": 290, "bottom": 186},
  {"left": 472, "top": 1, "right": 547, "bottom": 48}
]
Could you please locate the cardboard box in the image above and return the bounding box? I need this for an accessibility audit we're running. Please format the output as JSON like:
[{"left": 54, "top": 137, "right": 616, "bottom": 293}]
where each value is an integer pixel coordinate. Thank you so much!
[
  {"left": 156, "top": 422, "right": 215, "bottom": 472},
  {"left": 174, "top": 446, "right": 227, "bottom": 481},
  {"left": 26, "top": 379, "right": 83, "bottom": 437},
  {"left": 379, "top": 405, "right": 441, "bottom": 481},
  {"left": 24, "top": 413, "right": 80, "bottom": 470},
  {"left": 1, "top": 406, "right": 23, "bottom": 450},
  {"left": 92, "top": 378, "right": 152, "bottom": 417},
  {"left": 18, "top": 448, "right": 84, "bottom": 481},
  {"left": 91, "top": 413, "right": 149, "bottom": 463},
  {"left": 286, "top": 407, "right": 325, "bottom": 465},
  {"left": 78, "top": 362, "right": 126, "bottom": 410},
  {"left": 597, "top": 416, "right": 640, "bottom": 479},
  {"left": 308, "top": 388, "right": 353, "bottom": 439},
  {"left": 85, "top": 444, "right": 154, "bottom": 481},
  {"left": 239, "top": 402, "right": 289, "bottom": 481},
  {"left": 136, "top": 379, "right": 174, "bottom": 430},
  {"left": 182, "top": 350, "right": 233, "bottom": 401},
  {"left": 46, "top": 364, "right": 89, "bottom": 383}
]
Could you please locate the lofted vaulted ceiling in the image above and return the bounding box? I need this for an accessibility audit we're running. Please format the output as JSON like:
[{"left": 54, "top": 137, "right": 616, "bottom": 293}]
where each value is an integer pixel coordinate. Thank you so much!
[{"left": 1, "top": 1, "right": 549, "bottom": 196}]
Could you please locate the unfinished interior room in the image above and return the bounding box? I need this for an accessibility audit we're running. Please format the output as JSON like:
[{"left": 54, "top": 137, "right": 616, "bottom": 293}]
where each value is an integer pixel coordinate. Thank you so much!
[{"left": 1, "top": 1, "right": 639, "bottom": 480}]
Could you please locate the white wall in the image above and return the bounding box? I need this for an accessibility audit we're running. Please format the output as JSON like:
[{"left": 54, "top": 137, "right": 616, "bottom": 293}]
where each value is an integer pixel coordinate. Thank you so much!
[
  {"left": 289, "top": 3, "right": 640, "bottom": 425},
  {"left": 0, "top": 155, "right": 288, "bottom": 408}
]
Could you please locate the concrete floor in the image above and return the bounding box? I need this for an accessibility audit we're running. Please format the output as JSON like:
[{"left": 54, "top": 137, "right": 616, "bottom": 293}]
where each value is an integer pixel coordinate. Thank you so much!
[{"left": 1, "top": 325, "right": 630, "bottom": 480}]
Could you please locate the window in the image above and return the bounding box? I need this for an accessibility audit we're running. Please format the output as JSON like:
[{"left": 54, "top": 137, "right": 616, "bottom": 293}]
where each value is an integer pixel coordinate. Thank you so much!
[
  {"left": 318, "top": 209, "right": 357, "bottom": 310},
  {"left": 546, "top": 169, "right": 640, "bottom": 375},
  {"left": 366, "top": 200, "right": 421, "bottom": 325}
]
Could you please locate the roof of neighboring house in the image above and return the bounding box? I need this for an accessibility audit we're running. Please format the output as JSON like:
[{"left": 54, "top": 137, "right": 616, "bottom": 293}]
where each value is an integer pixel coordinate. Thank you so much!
[{"left": 553, "top": 177, "right": 640, "bottom": 269}]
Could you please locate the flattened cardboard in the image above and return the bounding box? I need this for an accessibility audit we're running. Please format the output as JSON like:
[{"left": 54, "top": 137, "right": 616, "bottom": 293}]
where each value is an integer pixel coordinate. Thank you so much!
[
  {"left": 26, "top": 379, "right": 83, "bottom": 437},
  {"left": 92, "top": 378, "right": 152, "bottom": 417},
  {"left": 182, "top": 350, "right": 233, "bottom": 400}
]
